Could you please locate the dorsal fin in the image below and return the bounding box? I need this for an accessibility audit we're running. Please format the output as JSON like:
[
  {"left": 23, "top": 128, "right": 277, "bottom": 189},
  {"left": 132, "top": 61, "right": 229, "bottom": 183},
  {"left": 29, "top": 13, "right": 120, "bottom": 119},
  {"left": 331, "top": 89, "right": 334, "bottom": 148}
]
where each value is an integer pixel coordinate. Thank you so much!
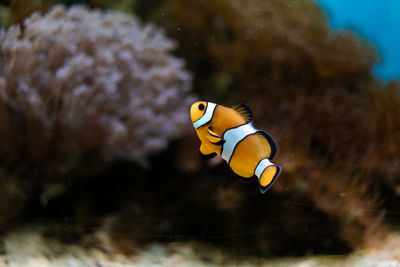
[{"left": 232, "top": 104, "right": 253, "bottom": 123}]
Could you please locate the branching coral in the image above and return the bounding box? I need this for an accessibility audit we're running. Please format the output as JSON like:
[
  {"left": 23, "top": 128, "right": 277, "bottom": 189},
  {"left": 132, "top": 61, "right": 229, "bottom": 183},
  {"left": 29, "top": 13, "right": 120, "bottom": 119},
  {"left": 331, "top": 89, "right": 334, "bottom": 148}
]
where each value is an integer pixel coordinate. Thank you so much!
[
  {"left": 0, "top": 5, "right": 193, "bottom": 164},
  {"left": 157, "top": 0, "right": 399, "bottom": 251},
  {"left": 159, "top": 0, "right": 377, "bottom": 99}
]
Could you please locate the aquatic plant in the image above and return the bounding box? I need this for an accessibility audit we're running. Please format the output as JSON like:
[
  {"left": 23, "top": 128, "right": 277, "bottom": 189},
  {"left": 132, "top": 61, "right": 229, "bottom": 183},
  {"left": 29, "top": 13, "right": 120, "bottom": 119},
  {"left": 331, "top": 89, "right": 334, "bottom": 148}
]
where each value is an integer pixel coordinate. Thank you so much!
[{"left": 3, "top": 0, "right": 153, "bottom": 26}]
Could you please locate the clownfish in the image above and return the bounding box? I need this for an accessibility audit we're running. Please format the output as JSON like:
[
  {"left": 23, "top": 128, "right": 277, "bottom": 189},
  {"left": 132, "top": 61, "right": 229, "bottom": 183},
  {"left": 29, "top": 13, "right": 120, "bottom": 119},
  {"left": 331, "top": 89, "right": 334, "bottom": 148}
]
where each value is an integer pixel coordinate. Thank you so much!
[{"left": 190, "top": 101, "right": 282, "bottom": 194}]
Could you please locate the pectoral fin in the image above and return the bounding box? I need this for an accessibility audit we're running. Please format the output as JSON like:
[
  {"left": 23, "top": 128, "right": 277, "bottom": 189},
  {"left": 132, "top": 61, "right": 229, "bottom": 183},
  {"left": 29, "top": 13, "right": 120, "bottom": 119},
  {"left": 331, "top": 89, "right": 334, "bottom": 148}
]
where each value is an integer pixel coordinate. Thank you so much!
[{"left": 206, "top": 127, "right": 225, "bottom": 145}]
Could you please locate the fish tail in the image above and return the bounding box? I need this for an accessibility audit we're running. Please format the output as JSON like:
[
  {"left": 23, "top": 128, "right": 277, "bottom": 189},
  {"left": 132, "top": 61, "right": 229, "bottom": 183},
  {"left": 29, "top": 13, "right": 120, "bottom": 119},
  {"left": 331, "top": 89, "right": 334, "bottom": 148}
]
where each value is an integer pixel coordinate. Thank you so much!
[{"left": 256, "top": 159, "right": 282, "bottom": 194}]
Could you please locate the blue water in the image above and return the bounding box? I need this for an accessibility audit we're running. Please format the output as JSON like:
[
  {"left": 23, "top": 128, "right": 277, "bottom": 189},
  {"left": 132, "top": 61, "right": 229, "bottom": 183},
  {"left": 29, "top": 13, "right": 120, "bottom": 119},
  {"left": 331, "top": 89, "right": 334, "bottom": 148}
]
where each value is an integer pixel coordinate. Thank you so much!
[{"left": 316, "top": 0, "right": 400, "bottom": 81}]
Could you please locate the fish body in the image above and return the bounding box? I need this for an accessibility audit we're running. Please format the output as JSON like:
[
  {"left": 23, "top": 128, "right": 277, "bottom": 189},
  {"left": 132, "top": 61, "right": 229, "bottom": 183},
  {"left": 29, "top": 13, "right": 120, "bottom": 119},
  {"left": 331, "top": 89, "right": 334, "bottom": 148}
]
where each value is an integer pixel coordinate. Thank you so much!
[{"left": 190, "top": 101, "right": 282, "bottom": 193}]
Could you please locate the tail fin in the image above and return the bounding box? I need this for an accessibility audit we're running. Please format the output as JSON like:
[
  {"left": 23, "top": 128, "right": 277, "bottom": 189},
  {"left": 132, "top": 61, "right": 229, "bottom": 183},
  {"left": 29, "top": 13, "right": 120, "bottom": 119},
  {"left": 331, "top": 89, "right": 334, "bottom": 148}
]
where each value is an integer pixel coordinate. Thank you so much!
[{"left": 255, "top": 159, "right": 282, "bottom": 194}]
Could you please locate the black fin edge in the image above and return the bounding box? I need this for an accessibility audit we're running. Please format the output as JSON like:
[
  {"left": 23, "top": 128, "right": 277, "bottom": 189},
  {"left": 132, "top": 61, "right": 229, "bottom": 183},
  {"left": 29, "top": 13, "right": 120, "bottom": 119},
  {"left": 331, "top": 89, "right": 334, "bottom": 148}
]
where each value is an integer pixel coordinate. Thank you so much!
[
  {"left": 210, "top": 139, "right": 226, "bottom": 145},
  {"left": 227, "top": 164, "right": 255, "bottom": 184},
  {"left": 234, "top": 174, "right": 256, "bottom": 184},
  {"left": 259, "top": 165, "right": 282, "bottom": 194},
  {"left": 258, "top": 130, "right": 278, "bottom": 160},
  {"left": 199, "top": 151, "right": 217, "bottom": 160},
  {"left": 208, "top": 127, "right": 225, "bottom": 145}
]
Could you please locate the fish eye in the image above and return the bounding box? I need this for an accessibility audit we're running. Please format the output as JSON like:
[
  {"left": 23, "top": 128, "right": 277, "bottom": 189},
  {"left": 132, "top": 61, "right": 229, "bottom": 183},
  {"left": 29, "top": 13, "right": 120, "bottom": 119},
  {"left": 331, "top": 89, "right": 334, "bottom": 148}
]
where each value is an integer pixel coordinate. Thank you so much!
[{"left": 198, "top": 103, "right": 205, "bottom": 111}]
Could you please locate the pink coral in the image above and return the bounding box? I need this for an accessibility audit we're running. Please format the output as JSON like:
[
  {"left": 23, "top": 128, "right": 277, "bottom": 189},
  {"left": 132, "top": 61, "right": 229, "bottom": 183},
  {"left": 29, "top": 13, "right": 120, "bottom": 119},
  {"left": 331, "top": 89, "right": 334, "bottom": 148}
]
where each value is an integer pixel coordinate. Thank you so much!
[{"left": 0, "top": 5, "right": 194, "bottom": 165}]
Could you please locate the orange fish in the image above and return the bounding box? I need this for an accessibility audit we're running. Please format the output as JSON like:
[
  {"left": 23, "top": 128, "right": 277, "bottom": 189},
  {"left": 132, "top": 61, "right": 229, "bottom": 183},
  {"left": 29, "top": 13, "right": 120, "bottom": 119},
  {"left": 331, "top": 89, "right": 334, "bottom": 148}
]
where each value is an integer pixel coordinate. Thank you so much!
[{"left": 190, "top": 101, "right": 282, "bottom": 193}]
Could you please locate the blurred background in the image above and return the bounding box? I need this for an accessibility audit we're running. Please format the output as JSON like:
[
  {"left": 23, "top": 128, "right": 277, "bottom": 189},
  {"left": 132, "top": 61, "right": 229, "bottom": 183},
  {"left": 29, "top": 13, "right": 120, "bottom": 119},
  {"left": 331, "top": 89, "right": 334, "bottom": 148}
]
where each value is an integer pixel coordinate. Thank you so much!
[{"left": 0, "top": 0, "right": 399, "bottom": 265}]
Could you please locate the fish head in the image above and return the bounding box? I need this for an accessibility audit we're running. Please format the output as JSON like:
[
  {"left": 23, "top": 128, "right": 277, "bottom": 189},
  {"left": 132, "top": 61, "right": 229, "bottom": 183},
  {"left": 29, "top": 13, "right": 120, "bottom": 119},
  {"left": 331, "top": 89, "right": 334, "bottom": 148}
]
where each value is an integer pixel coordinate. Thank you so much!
[{"left": 190, "top": 101, "right": 208, "bottom": 123}]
